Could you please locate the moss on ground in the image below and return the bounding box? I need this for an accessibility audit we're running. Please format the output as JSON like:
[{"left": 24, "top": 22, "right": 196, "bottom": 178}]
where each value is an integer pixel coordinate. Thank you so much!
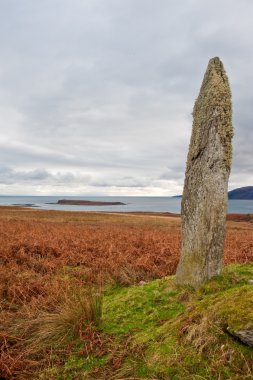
[{"left": 40, "top": 263, "right": 253, "bottom": 379}]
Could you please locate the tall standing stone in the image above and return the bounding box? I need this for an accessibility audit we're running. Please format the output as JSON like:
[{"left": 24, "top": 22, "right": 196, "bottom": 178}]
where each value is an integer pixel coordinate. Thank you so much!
[{"left": 175, "top": 57, "right": 233, "bottom": 287}]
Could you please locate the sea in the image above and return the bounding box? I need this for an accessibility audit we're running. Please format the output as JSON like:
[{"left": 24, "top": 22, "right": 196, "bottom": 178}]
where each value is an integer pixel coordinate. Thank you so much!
[{"left": 0, "top": 195, "right": 253, "bottom": 214}]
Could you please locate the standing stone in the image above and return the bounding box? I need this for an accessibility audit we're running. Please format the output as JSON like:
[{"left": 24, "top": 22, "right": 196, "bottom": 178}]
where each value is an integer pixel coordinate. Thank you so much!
[{"left": 175, "top": 57, "right": 233, "bottom": 287}]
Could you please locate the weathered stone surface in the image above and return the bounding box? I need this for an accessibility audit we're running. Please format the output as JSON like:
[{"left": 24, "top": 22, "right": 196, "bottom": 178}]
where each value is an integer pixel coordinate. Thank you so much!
[
  {"left": 227, "top": 329, "right": 253, "bottom": 348},
  {"left": 175, "top": 57, "right": 233, "bottom": 287}
]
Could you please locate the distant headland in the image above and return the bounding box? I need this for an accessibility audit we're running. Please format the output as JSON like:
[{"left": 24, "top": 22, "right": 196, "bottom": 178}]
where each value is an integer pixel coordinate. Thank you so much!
[
  {"left": 173, "top": 186, "right": 253, "bottom": 200},
  {"left": 228, "top": 186, "right": 253, "bottom": 200}
]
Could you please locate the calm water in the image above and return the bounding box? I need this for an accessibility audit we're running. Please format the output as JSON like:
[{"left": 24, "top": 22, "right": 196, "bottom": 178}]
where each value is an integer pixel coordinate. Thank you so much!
[{"left": 0, "top": 195, "right": 253, "bottom": 214}]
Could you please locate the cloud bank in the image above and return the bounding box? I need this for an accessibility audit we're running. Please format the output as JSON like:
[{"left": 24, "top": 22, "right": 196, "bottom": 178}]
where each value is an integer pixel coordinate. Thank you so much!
[{"left": 0, "top": 0, "right": 252, "bottom": 195}]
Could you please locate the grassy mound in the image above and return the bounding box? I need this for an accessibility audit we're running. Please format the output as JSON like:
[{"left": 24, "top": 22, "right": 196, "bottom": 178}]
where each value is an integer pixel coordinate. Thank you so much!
[{"left": 38, "top": 263, "right": 253, "bottom": 380}]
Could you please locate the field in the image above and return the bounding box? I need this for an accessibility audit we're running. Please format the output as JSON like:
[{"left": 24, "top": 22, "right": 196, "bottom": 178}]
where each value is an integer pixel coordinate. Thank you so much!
[{"left": 1, "top": 206, "right": 253, "bottom": 379}]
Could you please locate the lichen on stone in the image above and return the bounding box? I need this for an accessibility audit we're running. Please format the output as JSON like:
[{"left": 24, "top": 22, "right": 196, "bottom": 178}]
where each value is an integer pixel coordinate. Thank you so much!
[{"left": 187, "top": 57, "right": 233, "bottom": 171}]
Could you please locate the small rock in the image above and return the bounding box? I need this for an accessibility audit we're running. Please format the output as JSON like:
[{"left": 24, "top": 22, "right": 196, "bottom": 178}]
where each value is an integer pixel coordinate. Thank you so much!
[
  {"left": 227, "top": 328, "right": 253, "bottom": 347},
  {"left": 139, "top": 281, "right": 147, "bottom": 286},
  {"left": 248, "top": 279, "right": 253, "bottom": 285}
]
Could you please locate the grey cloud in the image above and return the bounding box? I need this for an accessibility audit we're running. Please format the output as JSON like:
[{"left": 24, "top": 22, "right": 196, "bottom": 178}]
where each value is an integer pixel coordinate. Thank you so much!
[
  {"left": 0, "top": 167, "right": 51, "bottom": 184},
  {"left": 159, "top": 169, "right": 185, "bottom": 182},
  {"left": 90, "top": 176, "right": 151, "bottom": 188},
  {"left": 0, "top": 166, "right": 91, "bottom": 185}
]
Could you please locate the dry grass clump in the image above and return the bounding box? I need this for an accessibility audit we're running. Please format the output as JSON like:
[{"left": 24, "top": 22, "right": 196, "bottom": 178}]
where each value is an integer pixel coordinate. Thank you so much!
[
  {"left": 0, "top": 284, "right": 102, "bottom": 379},
  {"left": 15, "top": 287, "right": 102, "bottom": 353}
]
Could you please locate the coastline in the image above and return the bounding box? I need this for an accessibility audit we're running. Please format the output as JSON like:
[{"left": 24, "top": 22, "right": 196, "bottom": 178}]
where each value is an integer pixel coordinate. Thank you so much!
[
  {"left": 0, "top": 196, "right": 253, "bottom": 213},
  {"left": 0, "top": 205, "right": 252, "bottom": 223}
]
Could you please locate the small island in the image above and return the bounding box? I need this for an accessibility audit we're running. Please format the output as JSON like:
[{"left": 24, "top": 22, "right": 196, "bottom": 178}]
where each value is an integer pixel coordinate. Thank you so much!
[{"left": 56, "top": 199, "right": 126, "bottom": 206}]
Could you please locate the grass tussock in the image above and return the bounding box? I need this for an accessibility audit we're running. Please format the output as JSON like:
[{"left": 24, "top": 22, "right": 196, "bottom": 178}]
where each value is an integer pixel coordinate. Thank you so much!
[
  {"left": 15, "top": 287, "right": 103, "bottom": 353},
  {"left": 0, "top": 284, "right": 102, "bottom": 379}
]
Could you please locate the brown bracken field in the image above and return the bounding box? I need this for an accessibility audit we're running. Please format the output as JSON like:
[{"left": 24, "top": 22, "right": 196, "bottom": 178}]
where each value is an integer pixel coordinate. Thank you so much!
[{"left": 1, "top": 206, "right": 253, "bottom": 378}]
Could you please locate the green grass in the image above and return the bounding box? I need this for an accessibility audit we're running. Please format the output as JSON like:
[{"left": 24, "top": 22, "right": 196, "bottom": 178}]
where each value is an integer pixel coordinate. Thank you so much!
[
  {"left": 102, "top": 279, "right": 185, "bottom": 341},
  {"left": 39, "top": 263, "right": 253, "bottom": 379}
]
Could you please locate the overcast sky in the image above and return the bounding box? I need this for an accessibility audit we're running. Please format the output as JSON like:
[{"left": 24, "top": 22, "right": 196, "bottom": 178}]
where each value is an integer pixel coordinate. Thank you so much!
[{"left": 0, "top": 0, "right": 252, "bottom": 196}]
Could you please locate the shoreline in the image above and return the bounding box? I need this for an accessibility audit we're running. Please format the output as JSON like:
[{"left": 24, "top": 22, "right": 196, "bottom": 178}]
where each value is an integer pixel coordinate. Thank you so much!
[{"left": 0, "top": 205, "right": 252, "bottom": 222}]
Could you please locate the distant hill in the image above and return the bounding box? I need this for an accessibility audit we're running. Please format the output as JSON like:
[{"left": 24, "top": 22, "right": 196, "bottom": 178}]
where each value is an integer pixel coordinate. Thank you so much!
[
  {"left": 173, "top": 186, "right": 253, "bottom": 200},
  {"left": 228, "top": 186, "right": 253, "bottom": 200}
]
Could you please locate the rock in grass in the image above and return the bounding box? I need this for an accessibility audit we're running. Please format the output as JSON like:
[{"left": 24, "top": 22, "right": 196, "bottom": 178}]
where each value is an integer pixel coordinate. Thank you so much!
[
  {"left": 176, "top": 57, "right": 233, "bottom": 287},
  {"left": 227, "top": 329, "right": 253, "bottom": 348}
]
